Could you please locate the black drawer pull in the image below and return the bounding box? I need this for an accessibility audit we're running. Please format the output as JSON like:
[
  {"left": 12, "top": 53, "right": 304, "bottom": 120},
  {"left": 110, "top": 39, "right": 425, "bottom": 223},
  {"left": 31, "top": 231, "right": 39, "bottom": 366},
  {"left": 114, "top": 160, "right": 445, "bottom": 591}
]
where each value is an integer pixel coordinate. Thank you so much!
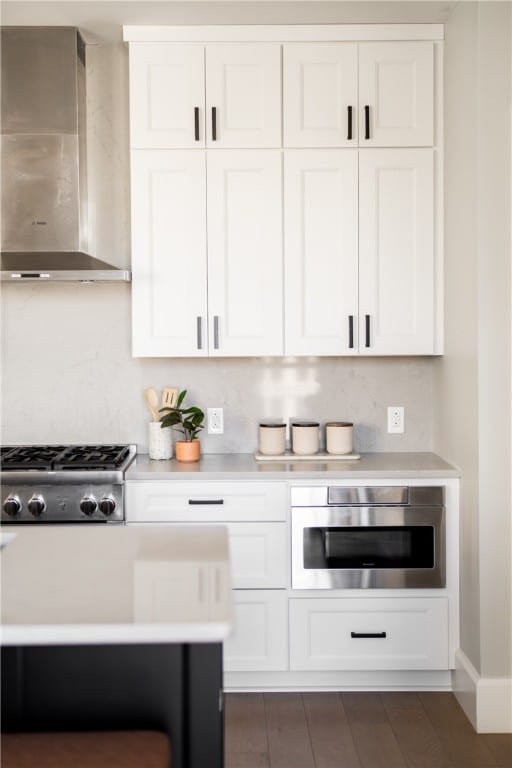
[
  {"left": 351, "top": 631, "right": 386, "bottom": 639},
  {"left": 364, "top": 105, "right": 370, "bottom": 139},
  {"left": 188, "top": 499, "right": 224, "bottom": 506},
  {"left": 347, "top": 105, "right": 353, "bottom": 140}
]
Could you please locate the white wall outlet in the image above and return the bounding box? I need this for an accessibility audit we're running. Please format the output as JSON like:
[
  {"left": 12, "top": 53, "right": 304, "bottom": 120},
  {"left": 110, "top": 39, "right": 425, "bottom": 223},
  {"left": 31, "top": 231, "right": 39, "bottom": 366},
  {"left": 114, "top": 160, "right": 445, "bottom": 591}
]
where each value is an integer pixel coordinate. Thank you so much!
[
  {"left": 387, "top": 406, "right": 405, "bottom": 434},
  {"left": 207, "top": 407, "right": 224, "bottom": 435}
]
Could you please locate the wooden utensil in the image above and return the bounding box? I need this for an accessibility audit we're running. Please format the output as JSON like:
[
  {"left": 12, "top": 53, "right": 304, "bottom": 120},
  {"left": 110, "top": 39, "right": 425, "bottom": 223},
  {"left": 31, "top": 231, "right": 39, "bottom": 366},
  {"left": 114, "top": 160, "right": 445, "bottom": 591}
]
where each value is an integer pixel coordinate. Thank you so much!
[
  {"left": 144, "top": 387, "right": 160, "bottom": 422},
  {"left": 162, "top": 387, "right": 179, "bottom": 409}
]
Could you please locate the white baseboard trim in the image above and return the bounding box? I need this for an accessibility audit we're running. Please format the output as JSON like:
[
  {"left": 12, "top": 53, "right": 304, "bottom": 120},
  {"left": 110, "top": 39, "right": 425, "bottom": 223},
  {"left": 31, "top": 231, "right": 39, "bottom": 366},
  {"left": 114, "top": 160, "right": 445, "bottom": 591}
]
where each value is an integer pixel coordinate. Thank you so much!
[{"left": 453, "top": 649, "right": 512, "bottom": 733}]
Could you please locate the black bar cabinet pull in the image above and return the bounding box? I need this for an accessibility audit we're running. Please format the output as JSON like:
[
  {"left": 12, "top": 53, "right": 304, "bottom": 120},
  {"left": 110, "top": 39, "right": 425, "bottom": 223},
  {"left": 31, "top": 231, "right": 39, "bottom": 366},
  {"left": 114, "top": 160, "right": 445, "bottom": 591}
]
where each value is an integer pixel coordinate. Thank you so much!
[
  {"left": 364, "top": 105, "right": 370, "bottom": 140},
  {"left": 188, "top": 499, "right": 225, "bottom": 506},
  {"left": 351, "top": 631, "right": 387, "bottom": 639},
  {"left": 211, "top": 107, "right": 217, "bottom": 141},
  {"left": 365, "top": 314, "right": 371, "bottom": 348},
  {"left": 194, "top": 107, "right": 200, "bottom": 141},
  {"left": 196, "top": 316, "right": 203, "bottom": 350},
  {"left": 213, "top": 315, "right": 220, "bottom": 349},
  {"left": 347, "top": 106, "right": 353, "bottom": 140},
  {"left": 348, "top": 315, "right": 354, "bottom": 349}
]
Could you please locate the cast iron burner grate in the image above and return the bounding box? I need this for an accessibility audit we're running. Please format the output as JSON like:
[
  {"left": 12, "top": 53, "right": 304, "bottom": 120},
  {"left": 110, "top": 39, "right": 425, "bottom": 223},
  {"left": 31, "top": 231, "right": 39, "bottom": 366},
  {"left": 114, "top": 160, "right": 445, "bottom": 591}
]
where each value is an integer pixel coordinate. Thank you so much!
[
  {"left": 1, "top": 445, "right": 131, "bottom": 471},
  {"left": 53, "top": 445, "right": 132, "bottom": 471}
]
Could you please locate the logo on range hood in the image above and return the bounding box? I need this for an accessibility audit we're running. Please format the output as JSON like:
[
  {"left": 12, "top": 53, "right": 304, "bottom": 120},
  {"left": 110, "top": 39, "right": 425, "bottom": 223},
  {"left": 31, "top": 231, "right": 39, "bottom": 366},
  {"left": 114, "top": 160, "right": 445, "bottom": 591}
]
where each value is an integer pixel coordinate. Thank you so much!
[{"left": 0, "top": 26, "right": 131, "bottom": 283}]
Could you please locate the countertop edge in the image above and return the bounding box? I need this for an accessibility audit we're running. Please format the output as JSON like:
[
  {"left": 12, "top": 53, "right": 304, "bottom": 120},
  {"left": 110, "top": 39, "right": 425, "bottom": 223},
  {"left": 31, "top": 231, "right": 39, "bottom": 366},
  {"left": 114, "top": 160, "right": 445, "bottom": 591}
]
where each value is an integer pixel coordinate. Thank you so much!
[
  {"left": 125, "top": 452, "right": 460, "bottom": 480},
  {"left": 1, "top": 621, "right": 232, "bottom": 646}
]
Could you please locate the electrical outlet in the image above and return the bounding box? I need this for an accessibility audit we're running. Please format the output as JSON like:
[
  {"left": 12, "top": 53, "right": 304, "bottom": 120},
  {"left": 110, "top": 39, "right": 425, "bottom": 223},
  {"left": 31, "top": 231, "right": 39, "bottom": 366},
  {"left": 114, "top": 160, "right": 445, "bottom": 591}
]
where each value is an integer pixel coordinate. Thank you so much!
[
  {"left": 387, "top": 406, "right": 405, "bottom": 434},
  {"left": 207, "top": 408, "right": 224, "bottom": 435}
]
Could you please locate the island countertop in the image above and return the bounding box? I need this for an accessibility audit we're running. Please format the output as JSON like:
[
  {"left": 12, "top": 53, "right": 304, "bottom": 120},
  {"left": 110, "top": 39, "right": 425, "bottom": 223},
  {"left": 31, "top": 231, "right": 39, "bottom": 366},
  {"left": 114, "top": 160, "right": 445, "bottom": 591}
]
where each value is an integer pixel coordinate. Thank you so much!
[
  {"left": 126, "top": 451, "right": 459, "bottom": 481},
  {"left": 0, "top": 525, "right": 231, "bottom": 646}
]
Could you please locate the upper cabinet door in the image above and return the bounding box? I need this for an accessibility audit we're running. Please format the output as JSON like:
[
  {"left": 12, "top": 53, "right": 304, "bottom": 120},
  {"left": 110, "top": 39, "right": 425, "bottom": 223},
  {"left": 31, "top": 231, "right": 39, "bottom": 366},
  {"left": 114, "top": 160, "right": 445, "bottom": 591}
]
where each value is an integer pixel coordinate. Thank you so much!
[
  {"left": 358, "top": 42, "right": 434, "bottom": 147},
  {"left": 129, "top": 43, "right": 205, "bottom": 148},
  {"left": 130, "top": 150, "right": 208, "bottom": 357},
  {"left": 207, "top": 151, "right": 283, "bottom": 356},
  {"left": 284, "top": 150, "right": 358, "bottom": 356},
  {"left": 358, "top": 149, "right": 434, "bottom": 355},
  {"left": 283, "top": 43, "right": 358, "bottom": 148},
  {"left": 205, "top": 44, "right": 281, "bottom": 148}
]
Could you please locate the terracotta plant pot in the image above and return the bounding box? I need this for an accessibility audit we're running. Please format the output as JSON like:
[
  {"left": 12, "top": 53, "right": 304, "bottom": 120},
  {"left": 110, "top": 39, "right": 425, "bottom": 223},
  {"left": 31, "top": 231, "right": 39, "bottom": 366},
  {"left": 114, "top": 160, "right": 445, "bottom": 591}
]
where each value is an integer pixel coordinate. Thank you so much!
[{"left": 175, "top": 440, "right": 201, "bottom": 463}]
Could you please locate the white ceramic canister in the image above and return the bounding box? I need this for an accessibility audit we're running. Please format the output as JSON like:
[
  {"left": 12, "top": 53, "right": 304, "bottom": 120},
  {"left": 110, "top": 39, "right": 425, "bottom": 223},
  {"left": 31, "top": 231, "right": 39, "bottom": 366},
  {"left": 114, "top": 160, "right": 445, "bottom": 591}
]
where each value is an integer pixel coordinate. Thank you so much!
[
  {"left": 325, "top": 422, "right": 353, "bottom": 455},
  {"left": 291, "top": 422, "right": 320, "bottom": 455},
  {"left": 148, "top": 422, "right": 173, "bottom": 460},
  {"left": 258, "top": 423, "right": 286, "bottom": 455}
]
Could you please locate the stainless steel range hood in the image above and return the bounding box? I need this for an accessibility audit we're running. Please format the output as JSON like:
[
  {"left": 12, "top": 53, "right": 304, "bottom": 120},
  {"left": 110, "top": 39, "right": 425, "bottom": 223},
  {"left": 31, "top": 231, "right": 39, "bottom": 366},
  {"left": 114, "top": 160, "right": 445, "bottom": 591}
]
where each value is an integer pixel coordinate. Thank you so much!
[{"left": 0, "top": 27, "right": 131, "bottom": 282}]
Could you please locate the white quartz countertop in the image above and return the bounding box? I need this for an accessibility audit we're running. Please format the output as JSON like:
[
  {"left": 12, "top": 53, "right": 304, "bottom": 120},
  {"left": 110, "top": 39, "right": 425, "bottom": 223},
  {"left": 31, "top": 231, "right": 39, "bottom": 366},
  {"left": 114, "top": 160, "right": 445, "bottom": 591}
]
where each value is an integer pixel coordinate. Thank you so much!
[
  {"left": 0, "top": 525, "right": 232, "bottom": 646},
  {"left": 126, "top": 452, "right": 459, "bottom": 480}
]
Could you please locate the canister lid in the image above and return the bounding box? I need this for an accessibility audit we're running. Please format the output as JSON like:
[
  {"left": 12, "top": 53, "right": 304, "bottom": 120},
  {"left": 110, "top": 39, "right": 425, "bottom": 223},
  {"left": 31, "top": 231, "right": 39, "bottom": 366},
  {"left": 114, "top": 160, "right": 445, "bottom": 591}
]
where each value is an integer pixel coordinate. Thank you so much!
[
  {"left": 325, "top": 421, "right": 353, "bottom": 427},
  {"left": 291, "top": 421, "right": 320, "bottom": 427},
  {"left": 259, "top": 422, "right": 286, "bottom": 428}
]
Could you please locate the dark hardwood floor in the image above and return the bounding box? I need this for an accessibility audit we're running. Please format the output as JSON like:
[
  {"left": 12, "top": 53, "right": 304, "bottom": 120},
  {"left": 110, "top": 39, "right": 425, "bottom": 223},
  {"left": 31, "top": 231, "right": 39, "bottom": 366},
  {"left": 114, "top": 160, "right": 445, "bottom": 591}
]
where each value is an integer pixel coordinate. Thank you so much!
[{"left": 224, "top": 693, "right": 512, "bottom": 768}]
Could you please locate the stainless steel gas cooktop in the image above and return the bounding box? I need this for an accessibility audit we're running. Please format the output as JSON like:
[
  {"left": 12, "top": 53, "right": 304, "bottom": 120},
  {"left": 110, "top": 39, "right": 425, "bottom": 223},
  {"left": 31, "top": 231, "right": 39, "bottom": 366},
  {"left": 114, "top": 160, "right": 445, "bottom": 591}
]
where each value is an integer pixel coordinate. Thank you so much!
[{"left": 0, "top": 444, "right": 136, "bottom": 524}]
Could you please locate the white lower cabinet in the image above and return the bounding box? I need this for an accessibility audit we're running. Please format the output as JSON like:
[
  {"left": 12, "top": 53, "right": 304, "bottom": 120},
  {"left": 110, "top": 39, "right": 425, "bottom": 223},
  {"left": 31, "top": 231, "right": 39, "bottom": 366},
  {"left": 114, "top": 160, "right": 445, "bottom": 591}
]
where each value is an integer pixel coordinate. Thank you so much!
[
  {"left": 289, "top": 596, "right": 449, "bottom": 671},
  {"left": 224, "top": 590, "right": 288, "bottom": 672},
  {"left": 229, "top": 522, "right": 286, "bottom": 589}
]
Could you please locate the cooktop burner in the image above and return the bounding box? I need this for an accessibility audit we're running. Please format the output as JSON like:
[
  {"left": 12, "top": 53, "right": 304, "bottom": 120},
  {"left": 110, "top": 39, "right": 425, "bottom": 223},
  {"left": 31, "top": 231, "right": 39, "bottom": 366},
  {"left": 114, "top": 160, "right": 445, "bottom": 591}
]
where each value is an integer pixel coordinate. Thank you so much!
[{"left": 1, "top": 444, "right": 133, "bottom": 471}]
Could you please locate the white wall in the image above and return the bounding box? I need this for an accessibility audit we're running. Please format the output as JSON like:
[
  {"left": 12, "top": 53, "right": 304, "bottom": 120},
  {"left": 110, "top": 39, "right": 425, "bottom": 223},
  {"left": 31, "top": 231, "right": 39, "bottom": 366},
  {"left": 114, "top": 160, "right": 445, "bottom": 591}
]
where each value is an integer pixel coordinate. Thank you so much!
[
  {"left": 0, "top": 41, "right": 435, "bottom": 454},
  {"left": 434, "top": 0, "right": 512, "bottom": 702}
]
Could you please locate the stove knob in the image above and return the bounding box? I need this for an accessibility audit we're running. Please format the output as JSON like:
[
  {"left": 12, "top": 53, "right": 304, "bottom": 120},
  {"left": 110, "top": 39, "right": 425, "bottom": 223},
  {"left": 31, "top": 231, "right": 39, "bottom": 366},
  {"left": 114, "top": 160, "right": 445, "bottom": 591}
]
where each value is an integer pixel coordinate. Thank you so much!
[
  {"left": 27, "top": 494, "right": 46, "bottom": 517},
  {"left": 3, "top": 495, "right": 22, "bottom": 518},
  {"left": 99, "top": 495, "right": 116, "bottom": 517},
  {"left": 80, "top": 495, "right": 98, "bottom": 517}
]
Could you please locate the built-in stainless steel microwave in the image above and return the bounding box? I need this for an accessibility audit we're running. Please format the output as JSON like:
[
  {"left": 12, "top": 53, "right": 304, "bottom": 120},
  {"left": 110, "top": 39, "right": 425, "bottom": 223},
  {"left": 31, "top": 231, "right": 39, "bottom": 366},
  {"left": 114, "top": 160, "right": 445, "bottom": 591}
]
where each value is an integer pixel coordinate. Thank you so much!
[{"left": 291, "top": 486, "right": 445, "bottom": 589}]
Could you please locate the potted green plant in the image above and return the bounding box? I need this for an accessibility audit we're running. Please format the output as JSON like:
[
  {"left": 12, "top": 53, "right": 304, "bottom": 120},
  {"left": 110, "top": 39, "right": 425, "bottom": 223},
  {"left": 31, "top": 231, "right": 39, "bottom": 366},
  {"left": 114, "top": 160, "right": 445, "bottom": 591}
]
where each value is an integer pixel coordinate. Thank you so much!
[{"left": 159, "top": 389, "right": 205, "bottom": 462}]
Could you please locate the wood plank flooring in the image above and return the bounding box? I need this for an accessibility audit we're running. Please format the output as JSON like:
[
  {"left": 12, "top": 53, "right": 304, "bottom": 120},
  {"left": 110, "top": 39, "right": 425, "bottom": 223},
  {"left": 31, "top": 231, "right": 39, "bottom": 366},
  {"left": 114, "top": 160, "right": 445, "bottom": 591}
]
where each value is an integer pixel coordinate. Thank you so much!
[{"left": 224, "top": 693, "right": 512, "bottom": 768}]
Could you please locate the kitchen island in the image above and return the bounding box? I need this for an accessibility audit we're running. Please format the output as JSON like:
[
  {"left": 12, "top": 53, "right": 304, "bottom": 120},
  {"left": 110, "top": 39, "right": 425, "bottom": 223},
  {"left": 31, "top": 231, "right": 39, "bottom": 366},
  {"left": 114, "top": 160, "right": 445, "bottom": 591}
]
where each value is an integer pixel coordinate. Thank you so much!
[{"left": 1, "top": 525, "right": 232, "bottom": 768}]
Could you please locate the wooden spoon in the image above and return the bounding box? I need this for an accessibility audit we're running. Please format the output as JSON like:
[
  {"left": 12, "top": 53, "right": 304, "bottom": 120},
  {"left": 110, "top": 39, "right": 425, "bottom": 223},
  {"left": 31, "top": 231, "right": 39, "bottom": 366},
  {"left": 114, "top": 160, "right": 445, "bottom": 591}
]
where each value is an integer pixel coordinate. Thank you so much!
[
  {"left": 162, "top": 387, "right": 179, "bottom": 409},
  {"left": 144, "top": 387, "right": 160, "bottom": 422}
]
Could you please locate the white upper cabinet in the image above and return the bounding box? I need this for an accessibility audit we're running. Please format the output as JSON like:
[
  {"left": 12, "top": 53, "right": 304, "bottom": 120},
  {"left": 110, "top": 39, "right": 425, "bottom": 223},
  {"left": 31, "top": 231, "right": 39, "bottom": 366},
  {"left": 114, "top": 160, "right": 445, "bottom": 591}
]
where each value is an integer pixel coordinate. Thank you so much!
[
  {"left": 129, "top": 42, "right": 281, "bottom": 149},
  {"left": 130, "top": 150, "right": 208, "bottom": 356},
  {"left": 283, "top": 41, "right": 434, "bottom": 148},
  {"left": 284, "top": 150, "right": 358, "bottom": 355},
  {"left": 358, "top": 42, "right": 434, "bottom": 147},
  {"left": 358, "top": 149, "right": 434, "bottom": 355},
  {"left": 127, "top": 28, "right": 442, "bottom": 358},
  {"left": 205, "top": 44, "right": 281, "bottom": 148},
  {"left": 283, "top": 44, "right": 358, "bottom": 147},
  {"left": 207, "top": 150, "right": 283, "bottom": 356},
  {"left": 129, "top": 43, "right": 205, "bottom": 148}
]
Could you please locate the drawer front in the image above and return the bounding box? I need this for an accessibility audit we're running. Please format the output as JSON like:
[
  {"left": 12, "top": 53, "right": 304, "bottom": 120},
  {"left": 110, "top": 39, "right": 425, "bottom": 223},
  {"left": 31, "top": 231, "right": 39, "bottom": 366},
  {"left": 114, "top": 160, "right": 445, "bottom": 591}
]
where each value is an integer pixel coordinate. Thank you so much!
[
  {"left": 224, "top": 590, "right": 288, "bottom": 672},
  {"left": 289, "top": 597, "right": 448, "bottom": 671},
  {"left": 229, "top": 522, "right": 287, "bottom": 588},
  {"left": 126, "top": 482, "right": 286, "bottom": 522}
]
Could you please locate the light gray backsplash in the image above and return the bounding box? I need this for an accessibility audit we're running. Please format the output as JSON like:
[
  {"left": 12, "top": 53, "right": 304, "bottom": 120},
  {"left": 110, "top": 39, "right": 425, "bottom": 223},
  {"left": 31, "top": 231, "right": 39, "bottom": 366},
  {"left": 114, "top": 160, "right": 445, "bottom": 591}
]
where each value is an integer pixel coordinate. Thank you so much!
[{"left": 0, "top": 43, "right": 433, "bottom": 454}]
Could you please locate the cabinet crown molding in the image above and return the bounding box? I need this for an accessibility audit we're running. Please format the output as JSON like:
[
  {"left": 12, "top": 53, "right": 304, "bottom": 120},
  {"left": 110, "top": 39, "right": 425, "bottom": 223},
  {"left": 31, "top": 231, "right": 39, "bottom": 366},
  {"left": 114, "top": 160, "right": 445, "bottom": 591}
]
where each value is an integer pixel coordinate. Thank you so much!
[{"left": 123, "top": 24, "right": 444, "bottom": 43}]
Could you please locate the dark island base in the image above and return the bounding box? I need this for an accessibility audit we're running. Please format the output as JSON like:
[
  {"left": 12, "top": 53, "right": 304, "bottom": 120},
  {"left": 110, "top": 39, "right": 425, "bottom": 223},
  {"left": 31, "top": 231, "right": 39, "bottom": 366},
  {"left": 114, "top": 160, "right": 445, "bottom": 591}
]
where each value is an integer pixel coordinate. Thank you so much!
[{"left": 1, "top": 642, "right": 223, "bottom": 768}]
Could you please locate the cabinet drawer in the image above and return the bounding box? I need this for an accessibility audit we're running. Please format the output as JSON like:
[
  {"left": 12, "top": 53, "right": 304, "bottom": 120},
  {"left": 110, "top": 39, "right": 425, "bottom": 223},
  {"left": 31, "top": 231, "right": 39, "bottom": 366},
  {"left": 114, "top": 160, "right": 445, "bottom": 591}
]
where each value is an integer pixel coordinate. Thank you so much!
[
  {"left": 126, "top": 482, "right": 286, "bottom": 522},
  {"left": 229, "top": 522, "right": 287, "bottom": 588},
  {"left": 224, "top": 590, "right": 288, "bottom": 672},
  {"left": 289, "top": 597, "right": 448, "bottom": 671}
]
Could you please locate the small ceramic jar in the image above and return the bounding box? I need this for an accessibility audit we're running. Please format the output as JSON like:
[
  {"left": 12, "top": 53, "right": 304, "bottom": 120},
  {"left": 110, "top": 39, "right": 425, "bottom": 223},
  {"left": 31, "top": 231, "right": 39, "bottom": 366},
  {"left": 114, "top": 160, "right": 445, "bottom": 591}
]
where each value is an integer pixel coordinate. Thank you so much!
[
  {"left": 258, "top": 423, "right": 286, "bottom": 455},
  {"left": 148, "top": 422, "right": 173, "bottom": 460},
  {"left": 292, "top": 422, "right": 320, "bottom": 455},
  {"left": 325, "top": 422, "right": 353, "bottom": 455}
]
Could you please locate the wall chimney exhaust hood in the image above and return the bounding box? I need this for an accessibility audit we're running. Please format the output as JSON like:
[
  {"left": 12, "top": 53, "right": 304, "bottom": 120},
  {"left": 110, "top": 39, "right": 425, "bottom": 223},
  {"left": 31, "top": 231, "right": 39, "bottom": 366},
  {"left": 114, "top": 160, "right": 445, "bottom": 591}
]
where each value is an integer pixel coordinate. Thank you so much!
[{"left": 0, "top": 27, "right": 131, "bottom": 282}]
